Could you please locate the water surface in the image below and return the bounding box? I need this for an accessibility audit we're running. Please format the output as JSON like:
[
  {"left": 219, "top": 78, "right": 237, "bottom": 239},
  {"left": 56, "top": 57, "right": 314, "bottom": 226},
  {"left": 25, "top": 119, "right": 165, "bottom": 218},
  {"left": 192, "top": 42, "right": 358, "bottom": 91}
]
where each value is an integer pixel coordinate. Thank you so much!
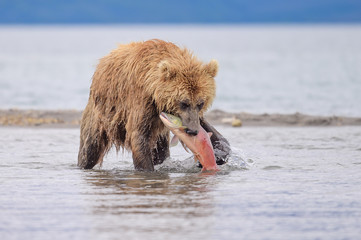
[{"left": 1, "top": 126, "right": 361, "bottom": 239}]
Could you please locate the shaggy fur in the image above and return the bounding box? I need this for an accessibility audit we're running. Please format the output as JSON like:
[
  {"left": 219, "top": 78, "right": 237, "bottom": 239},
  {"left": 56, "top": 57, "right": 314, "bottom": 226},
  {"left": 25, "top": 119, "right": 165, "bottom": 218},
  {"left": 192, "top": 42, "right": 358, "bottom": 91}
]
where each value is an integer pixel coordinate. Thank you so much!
[{"left": 78, "top": 39, "right": 228, "bottom": 171}]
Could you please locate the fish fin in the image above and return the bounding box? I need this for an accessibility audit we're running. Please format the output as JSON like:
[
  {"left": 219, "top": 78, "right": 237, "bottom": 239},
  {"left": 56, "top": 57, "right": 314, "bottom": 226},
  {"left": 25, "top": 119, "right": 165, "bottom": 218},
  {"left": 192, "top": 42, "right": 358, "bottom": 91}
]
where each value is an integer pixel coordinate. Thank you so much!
[
  {"left": 180, "top": 141, "right": 190, "bottom": 153},
  {"left": 170, "top": 136, "right": 179, "bottom": 147},
  {"left": 208, "top": 132, "right": 213, "bottom": 137}
]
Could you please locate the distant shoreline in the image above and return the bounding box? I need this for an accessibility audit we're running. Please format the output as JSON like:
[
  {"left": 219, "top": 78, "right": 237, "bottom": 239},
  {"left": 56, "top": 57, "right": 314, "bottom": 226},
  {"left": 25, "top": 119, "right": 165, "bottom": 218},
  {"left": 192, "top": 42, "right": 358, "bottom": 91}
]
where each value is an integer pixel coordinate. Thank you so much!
[
  {"left": 1, "top": 109, "right": 361, "bottom": 128},
  {"left": 206, "top": 110, "right": 361, "bottom": 127}
]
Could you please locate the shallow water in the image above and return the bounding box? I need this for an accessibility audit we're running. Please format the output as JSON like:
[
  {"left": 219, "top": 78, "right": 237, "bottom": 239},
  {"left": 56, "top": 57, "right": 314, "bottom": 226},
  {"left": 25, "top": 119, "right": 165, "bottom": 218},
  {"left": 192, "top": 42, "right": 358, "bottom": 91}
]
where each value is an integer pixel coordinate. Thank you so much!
[{"left": 1, "top": 126, "right": 361, "bottom": 240}]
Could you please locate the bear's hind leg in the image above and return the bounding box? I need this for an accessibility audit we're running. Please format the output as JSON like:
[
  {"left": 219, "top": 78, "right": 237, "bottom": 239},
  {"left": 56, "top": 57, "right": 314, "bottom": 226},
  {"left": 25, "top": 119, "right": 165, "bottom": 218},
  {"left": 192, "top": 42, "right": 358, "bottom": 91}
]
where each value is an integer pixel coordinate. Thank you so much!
[
  {"left": 78, "top": 127, "right": 109, "bottom": 169},
  {"left": 153, "top": 135, "right": 170, "bottom": 165}
]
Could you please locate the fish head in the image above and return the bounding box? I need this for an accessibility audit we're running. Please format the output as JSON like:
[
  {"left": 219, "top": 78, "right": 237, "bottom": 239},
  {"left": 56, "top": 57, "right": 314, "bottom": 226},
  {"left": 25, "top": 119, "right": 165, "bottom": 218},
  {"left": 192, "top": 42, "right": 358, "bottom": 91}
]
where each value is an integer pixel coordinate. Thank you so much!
[{"left": 159, "top": 112, "right": 185, "bottom": 129}]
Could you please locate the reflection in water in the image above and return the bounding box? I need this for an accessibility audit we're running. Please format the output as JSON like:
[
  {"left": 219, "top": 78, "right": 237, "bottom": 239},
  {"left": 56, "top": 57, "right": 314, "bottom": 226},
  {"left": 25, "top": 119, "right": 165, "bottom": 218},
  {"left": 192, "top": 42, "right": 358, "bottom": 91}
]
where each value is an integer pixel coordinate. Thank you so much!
[{"left": 82, "top": 170, "right": 218, "bottom": 239}]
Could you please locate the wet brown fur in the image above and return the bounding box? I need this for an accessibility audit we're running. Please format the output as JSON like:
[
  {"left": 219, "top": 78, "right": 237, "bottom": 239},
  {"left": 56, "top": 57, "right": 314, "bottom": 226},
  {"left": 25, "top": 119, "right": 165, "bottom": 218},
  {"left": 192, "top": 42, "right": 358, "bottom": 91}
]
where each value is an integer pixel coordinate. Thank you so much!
[{"left": 78, "top": 39, "right": 218, "bottom": 171}]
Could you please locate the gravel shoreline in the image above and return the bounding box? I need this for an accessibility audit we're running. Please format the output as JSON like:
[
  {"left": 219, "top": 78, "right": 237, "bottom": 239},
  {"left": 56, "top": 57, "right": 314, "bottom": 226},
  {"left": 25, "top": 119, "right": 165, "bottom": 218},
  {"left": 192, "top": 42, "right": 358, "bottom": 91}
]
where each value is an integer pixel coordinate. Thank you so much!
[{"left": 1, "top": 109, "right": 361, "bottom": 128}]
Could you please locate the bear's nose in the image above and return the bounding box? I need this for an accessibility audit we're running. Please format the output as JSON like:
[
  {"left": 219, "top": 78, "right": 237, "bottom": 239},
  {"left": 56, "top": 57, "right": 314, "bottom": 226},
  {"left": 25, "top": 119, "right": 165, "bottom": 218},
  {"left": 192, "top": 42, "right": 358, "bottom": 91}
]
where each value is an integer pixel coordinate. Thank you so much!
[{"left": 185, "top": 128, "right": 198, "bottom": 136}]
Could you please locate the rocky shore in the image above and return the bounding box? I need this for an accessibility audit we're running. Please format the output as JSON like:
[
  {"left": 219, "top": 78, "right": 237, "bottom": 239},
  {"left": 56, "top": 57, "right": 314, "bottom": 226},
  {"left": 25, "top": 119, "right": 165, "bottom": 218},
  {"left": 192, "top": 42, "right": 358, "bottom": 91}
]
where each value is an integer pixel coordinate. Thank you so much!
[{"left": 1, "top": 109, "right": 361, "bottom": 128}]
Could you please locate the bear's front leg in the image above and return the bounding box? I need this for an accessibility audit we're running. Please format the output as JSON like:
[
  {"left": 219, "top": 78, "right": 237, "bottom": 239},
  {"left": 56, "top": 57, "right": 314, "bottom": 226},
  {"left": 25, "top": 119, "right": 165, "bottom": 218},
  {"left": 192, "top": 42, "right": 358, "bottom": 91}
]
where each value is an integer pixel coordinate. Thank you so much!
[
  {"left": 130, "top": 130, "right": 155, "bottom": 171},
  {"left": 152, "top": 134, "right": 170, "bottom": 165},
  {"left": 200, "top": 118, "right": 231, "bottom": 165}
]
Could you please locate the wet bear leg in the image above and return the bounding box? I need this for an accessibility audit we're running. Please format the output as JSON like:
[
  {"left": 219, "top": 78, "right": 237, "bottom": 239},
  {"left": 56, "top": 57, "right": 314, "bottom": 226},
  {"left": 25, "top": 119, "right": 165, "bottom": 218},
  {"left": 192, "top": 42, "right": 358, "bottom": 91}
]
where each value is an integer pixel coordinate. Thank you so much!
[
  {"left": 130, "top": 130, "right": 155, "bottom": 171},
  {"left": 152, "top": 135, "right": 170, "bottom": 165},
  {"left": 200, "top": 118, "right": 231, "bottom": 165},
  {"left": 78, "top": 128, "right": 109, "bottom": 169},
  {"left": 78, "top": 106, "right": 109, "bottom": 169}
]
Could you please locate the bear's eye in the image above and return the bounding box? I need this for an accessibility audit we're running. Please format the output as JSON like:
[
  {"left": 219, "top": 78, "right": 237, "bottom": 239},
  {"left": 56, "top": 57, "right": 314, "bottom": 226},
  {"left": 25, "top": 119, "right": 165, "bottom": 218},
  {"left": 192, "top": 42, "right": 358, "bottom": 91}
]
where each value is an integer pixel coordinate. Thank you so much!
[
  {"left": 197, "top": 102, "right": 204, "bottom": 111},
  {"left": 180, "top": 101, "right": 190, "bottom": 111}
]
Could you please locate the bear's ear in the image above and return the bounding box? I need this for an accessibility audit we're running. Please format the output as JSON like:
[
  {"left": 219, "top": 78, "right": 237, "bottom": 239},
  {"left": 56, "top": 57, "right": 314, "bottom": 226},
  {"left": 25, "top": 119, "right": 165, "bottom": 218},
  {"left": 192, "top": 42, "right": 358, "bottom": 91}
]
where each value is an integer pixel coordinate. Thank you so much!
[
  {"left": 158, "top": 60, "right": 177, "bottom": 80},
  {"left": 204, "top": 59, "right": 218, "bottom": 78}
]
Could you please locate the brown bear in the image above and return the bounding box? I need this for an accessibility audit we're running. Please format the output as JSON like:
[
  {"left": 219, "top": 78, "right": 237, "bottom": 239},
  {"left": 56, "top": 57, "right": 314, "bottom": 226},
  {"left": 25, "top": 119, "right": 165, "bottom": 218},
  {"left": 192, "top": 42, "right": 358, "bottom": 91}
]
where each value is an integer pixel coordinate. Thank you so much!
[{"left": 78, "top": 39, "right": 230, "bottom": 171}]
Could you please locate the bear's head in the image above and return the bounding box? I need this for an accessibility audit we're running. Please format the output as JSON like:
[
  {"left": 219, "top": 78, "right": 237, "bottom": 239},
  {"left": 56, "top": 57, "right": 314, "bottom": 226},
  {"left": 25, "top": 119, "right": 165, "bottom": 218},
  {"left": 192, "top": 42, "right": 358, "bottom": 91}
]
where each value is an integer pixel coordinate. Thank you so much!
[{"left": 154, "top": 58, "right": 218, "bottom": 136}]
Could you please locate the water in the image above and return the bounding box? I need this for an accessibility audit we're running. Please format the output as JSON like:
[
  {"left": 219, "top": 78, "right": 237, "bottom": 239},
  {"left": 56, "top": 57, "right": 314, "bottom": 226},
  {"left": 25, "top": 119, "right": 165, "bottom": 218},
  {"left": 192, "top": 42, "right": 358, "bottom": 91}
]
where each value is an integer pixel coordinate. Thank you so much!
[
  {"left": 1, "top": 126, "right": 361, "bottom": 240},
  {"left": 1, "top": 25, "right": 361, "bottom": 116}
]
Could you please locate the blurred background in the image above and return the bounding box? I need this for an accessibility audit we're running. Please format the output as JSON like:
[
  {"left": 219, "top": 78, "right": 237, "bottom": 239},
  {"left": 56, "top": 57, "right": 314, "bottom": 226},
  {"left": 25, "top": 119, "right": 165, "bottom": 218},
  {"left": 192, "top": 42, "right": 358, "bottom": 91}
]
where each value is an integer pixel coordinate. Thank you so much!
[{"left": 1, "top": 0, "right": 361, "bottom": 116}]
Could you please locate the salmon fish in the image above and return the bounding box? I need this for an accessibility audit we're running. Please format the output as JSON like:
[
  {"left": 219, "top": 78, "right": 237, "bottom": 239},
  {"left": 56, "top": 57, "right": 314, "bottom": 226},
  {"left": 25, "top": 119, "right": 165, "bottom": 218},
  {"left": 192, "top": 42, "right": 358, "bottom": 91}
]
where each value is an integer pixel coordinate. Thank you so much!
[{"left": 159, "top": 112, "right": 219, "bottom": 171}]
